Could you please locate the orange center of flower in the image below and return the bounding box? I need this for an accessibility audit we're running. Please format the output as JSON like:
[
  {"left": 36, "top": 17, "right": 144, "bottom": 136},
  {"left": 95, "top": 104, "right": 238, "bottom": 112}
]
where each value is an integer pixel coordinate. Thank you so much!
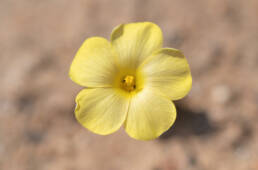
[{"left": 121, "top": 75, "right": 136, "bottom": 92}]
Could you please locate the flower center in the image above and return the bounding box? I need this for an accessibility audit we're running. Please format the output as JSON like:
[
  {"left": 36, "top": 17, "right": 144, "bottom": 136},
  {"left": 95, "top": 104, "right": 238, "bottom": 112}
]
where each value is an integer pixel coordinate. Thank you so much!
[{"left": 121, "top": 75, "right": 136, "bottom": 92}]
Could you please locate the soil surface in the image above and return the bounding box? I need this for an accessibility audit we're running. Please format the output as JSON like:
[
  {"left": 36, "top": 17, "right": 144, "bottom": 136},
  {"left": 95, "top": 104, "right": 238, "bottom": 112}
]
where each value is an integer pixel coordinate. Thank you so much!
[{"left": 1, "top": 0, "right": 258, "bottom": 170}]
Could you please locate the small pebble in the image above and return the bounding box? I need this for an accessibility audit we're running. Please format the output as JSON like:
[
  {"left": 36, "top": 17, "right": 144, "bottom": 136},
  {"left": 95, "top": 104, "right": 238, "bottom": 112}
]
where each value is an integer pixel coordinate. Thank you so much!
[{"left": 211, "top": 85, "right": 231, "bottom": 104}]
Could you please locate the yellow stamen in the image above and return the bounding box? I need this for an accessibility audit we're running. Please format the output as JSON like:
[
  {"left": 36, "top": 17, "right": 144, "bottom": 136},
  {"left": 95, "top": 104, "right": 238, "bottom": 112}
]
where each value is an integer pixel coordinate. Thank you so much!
[{"left": 121, "top": 75, "right": 136, "bottom": 92}]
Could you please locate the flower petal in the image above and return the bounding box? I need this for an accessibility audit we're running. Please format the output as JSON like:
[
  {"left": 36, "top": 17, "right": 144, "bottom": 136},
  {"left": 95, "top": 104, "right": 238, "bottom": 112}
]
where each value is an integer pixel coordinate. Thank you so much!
[
  {"left": 69, "top": 37, "right": 118, "bottom": 88},
  {"left": 111, "top": 22, "right": 163, "bottom": 69},
  {"left": 124, "top": 88, "right": 176, "bottom": 140},
  {"left": 75, "top": 88, "right": 129, "bottom": 135},
  {"left": 141, "top": 48, "right": 192, "bottom": 100}
]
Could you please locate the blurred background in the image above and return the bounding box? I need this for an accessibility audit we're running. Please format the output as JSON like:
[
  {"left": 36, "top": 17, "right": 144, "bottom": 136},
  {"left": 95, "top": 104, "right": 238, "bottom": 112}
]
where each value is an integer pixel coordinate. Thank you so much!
[{"left": 1, "top": 0, "right": 258, "bottom": 170}]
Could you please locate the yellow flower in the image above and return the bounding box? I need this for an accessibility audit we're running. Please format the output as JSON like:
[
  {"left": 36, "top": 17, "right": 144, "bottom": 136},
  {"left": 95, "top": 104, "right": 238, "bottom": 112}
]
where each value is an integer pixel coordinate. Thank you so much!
[{"left": 69, "top": 22, "right": 192, "bottom": 140}]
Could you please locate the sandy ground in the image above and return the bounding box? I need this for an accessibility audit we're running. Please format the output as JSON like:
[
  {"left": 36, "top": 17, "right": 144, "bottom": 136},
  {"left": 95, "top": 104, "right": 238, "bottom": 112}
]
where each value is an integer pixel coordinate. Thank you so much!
[{"left": 0, "top": 0, "right": 258, "bottom": 170}]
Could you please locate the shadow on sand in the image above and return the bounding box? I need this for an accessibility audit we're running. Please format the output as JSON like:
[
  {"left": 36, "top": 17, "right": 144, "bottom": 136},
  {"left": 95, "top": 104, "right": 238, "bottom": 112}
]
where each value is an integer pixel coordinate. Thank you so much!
[{"left": 160, "top": 102, "right": 218, "bottom": 140}]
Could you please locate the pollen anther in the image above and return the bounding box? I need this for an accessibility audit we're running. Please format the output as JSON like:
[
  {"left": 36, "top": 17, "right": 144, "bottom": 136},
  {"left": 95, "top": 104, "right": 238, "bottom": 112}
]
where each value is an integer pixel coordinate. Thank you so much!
[{"left": 121, "top": 75, "right": 136, "bottom": 92}]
